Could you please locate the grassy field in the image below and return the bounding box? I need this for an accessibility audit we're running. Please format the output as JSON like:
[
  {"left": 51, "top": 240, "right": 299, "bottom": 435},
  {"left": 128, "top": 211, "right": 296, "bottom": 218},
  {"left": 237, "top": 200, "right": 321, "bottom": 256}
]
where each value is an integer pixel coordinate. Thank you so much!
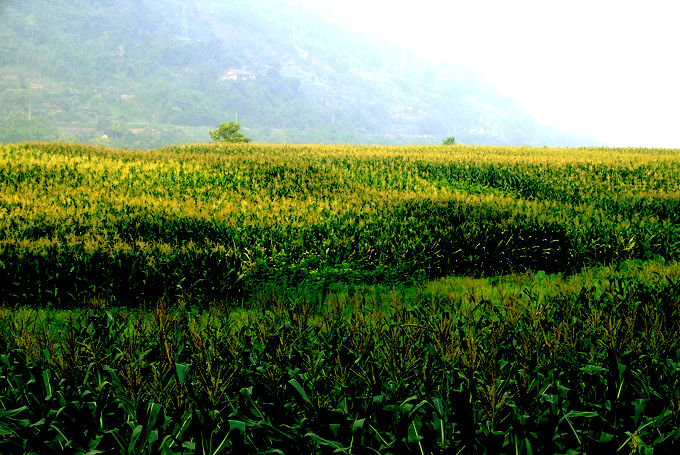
[{"left": 1, "top": 141, "right": 680, "bottom": 453}]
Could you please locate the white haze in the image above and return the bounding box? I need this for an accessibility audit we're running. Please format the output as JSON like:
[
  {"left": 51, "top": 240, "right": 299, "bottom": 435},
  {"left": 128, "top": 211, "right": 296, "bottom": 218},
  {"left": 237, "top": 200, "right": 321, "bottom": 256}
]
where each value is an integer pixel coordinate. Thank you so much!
[{"left": 318, "top": 0, "right": 680, "bottom": 148}]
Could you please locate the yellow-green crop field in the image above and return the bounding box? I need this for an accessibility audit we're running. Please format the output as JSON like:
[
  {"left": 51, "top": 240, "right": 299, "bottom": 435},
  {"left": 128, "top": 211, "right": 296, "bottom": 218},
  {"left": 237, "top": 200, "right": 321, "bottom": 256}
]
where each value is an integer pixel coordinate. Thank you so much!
[
  {"left": 2, "top": 141, "right": 680, "bottom": 307},
  {"left": 2, "top": 141, "right": 680, "bottom": 453},
  {"left": 0, "top": 143, "right": 680, "bottom": 307}
]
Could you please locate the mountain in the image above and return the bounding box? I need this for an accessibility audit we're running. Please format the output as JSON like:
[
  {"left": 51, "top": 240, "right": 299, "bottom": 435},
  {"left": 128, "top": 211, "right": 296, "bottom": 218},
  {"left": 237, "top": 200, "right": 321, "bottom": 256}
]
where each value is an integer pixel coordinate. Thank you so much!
[{"left": 0, "top": 0, "right": 595, "bottom": 147}]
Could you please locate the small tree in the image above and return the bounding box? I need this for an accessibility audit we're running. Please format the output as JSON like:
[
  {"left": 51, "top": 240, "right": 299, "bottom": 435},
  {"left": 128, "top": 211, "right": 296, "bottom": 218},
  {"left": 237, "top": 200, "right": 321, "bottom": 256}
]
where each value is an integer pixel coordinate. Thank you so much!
[
  {"left": 209, "top": 121, "right": 251, "bottom": 143},
  {"left": 442, "top": 136, "right": 456, "bottom": 145}
]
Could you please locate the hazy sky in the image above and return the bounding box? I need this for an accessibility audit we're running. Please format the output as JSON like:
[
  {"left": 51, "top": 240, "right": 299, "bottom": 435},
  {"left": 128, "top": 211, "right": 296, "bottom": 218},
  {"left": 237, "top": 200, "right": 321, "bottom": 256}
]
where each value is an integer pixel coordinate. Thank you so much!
[{"left": 319, "top": 0, "right": 679, "bottom": 148}]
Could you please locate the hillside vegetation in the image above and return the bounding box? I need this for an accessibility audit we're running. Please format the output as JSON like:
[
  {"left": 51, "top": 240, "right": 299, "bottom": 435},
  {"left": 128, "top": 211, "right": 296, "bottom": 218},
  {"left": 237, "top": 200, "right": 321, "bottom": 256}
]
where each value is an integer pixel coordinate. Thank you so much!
[{"left": 0, "top": 0, "right": 593, "bottom": 147}]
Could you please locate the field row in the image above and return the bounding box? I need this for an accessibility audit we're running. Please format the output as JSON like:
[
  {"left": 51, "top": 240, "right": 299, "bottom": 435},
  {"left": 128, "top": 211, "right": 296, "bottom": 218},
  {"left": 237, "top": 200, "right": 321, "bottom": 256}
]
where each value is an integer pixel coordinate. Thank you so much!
[
  {"left": 1, "top": 266, "right": 679, "bottom": 453},
  {"left": 2, "top": 142, "right": 680, "bottom": 307}
]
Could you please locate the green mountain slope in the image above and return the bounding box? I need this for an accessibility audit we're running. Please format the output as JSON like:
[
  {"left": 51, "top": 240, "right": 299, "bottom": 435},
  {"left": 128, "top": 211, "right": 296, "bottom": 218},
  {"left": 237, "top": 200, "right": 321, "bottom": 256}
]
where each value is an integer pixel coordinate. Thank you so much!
[{"left": 0, "top": 0, "right": 594, "bottom": 147}]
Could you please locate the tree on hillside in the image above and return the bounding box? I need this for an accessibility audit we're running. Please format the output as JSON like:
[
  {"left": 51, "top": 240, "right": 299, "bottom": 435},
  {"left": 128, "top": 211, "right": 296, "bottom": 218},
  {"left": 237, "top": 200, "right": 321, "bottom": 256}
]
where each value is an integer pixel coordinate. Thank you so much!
[
  {"left": 442, "top": 136, "right": 456, "bottom": 145},
  {"left": 209, "top": 121, "right": 251, "bottom": 143}
]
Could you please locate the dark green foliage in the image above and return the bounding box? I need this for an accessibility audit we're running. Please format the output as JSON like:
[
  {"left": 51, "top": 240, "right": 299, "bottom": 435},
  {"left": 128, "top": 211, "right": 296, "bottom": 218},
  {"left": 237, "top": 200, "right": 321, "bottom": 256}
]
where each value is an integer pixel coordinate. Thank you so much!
[
  {"left": 2, "top": 277, "right": 680, "bottom": 453},
  {"left": 0, "top": 197, "right": 624, "bottom": 308}
]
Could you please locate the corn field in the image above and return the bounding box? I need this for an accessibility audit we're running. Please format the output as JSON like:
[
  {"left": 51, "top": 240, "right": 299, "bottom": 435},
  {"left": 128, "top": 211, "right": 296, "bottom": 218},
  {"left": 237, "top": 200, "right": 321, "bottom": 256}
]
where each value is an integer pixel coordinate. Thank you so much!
[
  {"left": 2, "top": 142, "right": 680, "bottom": 308},
  {"left": 1, "top": 141, "right": 680, "bottom": 452}
]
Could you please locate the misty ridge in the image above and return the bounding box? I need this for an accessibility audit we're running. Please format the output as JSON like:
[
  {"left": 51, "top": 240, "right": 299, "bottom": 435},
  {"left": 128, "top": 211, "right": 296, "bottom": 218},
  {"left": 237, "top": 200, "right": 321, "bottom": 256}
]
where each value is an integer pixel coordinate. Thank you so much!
[{"left": 0, "top": 0, "right": 596, "bottom": 148}]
